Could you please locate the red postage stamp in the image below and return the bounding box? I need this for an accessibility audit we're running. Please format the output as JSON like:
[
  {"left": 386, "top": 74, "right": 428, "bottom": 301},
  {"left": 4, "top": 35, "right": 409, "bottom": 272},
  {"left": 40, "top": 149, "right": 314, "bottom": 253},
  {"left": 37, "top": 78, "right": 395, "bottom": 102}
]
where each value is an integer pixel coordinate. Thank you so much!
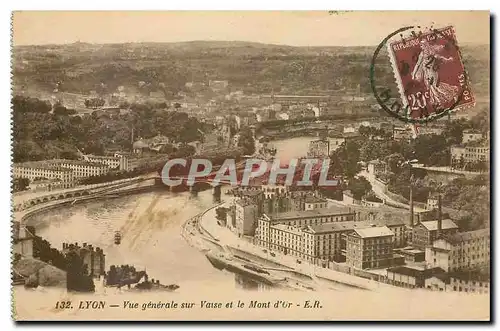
[{"left": 388, "top": 26, "right": 475, "bottom": 120}]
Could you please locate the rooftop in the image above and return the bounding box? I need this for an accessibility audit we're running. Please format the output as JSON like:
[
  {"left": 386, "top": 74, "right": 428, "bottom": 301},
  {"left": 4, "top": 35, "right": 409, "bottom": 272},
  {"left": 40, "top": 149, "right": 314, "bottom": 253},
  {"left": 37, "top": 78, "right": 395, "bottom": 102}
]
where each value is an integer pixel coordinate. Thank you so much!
[
  {"left": 303, "top": 196, "right": 327, "bottom": 204},
  {"left": 301, "top": 217, "right": 406, "bottom": 234},
  {"left": 133, "top": 140, "right": 150, "bottom": 149},
  {"left": 387, "top": 266, "right": 446, "bottom": 279},
  {"left": 14, "top": 161, "right": 73, "bottom": 172},
  {"left": 268, "top": 206, "right": 354, "bottom": 222},
  {"left": 235, "top": 199, "right": 257, "bottom": 208},
  {"left": 444, "top": 228, "right": 490, "bottom": 244},
  {"left": 368, "top": 159, "right": 386, "bottom": 165},
  {"left": 240, "top": 190, "right": 264, "bottom": 197},
  {"left": 273, "top": 224, "right": 304, "bottom": 236},
  {"left": 352, "top": 226, "right": 394, "bottom": 238},
  {"left": 49, "top": 159, "right": 109, "bottom": 168},
  {"left": 448, "top": 270, "right": 490, "bottom": 282},
  {"left": 306, "top": 221, "right": 368, "bottom": 234},
  {"left": 85, "top": 154, "right": 121, "bottom": 160},
  {"left": 420, "top": 219, "right": 458, "bottom": 231}
]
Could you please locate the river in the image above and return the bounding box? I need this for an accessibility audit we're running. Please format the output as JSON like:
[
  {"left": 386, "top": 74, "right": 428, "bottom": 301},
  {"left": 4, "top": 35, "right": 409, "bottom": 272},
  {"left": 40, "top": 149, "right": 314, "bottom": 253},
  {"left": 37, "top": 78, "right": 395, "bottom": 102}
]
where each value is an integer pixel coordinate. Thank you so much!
[
  {"left": 23, "top": 137, "right": 312, "bottom": 292},
  {"left": 267, "top": 137, "right": 315, "bottom": 160},
  {"left": 25, "top": 187, "right": 274, "bottom": 292}
]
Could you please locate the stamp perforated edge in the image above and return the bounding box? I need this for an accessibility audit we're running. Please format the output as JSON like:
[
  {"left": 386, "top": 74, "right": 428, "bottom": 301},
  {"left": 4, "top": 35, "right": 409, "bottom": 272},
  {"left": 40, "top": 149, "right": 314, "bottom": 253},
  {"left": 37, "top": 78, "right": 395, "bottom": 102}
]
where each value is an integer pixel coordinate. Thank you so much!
[
  {"left": 386, "top": 25, "right": 477, "bottom": 121},
  {"left": 10, "top": 11, "right": 16, "bottom": 321}
]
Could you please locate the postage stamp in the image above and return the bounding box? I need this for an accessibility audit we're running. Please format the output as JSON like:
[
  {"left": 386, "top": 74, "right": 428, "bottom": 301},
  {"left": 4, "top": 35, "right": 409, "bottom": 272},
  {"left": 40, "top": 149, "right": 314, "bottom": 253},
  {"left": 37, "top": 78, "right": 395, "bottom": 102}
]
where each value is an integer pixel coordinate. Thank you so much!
[
  {"left": 387, "top": 26, "right": 476, "bottom": 121},
  {"left": 10, "top": 11, "right": 490, "bottom": 322}
]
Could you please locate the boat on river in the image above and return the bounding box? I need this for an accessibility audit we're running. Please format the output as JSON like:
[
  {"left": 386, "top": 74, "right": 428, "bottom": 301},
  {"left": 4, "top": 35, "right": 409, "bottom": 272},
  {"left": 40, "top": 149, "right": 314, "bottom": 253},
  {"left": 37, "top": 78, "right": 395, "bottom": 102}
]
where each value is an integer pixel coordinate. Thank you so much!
[
  {"left": 114, "top": 231, "right": 121, "bottom": 245},
  {"left": 205, "top": 251, "right": 284, "bottom": 286}
]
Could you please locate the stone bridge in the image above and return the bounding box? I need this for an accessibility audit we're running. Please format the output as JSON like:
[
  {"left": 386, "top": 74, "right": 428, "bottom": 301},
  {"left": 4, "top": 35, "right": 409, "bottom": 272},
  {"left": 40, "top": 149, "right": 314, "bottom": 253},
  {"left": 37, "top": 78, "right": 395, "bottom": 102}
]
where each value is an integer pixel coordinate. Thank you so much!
[{"left": 14, "top": 178, "right": 148, "bottom": 211}]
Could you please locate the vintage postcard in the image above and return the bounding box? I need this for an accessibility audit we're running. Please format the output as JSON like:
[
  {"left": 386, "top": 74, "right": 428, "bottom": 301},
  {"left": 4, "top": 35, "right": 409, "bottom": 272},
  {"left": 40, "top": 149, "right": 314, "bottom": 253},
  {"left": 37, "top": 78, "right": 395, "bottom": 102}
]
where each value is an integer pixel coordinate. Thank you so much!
[{"left": 11, "top": 11, "right": 490, "bottom": 321}]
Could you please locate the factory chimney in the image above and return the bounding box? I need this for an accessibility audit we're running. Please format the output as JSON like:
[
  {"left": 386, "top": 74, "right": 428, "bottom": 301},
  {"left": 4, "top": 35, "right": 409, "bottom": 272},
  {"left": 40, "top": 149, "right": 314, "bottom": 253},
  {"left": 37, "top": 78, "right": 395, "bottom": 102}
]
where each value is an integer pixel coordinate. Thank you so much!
[{"left": 437, "top": 194, "right": 443, "bottom": 238}]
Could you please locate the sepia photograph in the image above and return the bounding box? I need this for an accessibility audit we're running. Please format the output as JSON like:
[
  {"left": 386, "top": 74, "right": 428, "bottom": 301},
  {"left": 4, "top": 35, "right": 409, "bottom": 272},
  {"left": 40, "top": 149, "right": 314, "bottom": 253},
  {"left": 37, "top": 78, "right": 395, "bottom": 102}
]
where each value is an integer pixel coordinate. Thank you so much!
[{"left": 10, "top": 10, "right": 490, "bottom": 321}]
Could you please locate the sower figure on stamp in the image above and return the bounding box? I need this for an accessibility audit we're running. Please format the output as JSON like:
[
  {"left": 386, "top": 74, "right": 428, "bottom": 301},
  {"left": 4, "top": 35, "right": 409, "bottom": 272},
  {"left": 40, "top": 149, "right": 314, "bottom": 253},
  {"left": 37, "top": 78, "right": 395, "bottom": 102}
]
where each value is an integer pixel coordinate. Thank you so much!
[{"left": 411, "top": 39, "right": 459, "bottom": 107}]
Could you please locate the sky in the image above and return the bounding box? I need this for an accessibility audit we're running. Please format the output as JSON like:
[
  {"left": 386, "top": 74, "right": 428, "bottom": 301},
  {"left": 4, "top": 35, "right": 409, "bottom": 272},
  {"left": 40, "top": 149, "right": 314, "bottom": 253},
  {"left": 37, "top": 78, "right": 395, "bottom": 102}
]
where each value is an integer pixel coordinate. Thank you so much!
[{"left": 12, "top": 11, "right": 490, "bottom": 47}]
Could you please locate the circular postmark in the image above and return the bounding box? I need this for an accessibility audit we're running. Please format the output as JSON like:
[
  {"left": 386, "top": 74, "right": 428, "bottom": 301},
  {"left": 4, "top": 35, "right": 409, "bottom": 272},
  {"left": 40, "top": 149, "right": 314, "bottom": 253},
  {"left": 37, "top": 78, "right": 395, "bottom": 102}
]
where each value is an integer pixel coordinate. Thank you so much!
[{"left": 370, "top": 25, "right": 475, "bottom": 124}]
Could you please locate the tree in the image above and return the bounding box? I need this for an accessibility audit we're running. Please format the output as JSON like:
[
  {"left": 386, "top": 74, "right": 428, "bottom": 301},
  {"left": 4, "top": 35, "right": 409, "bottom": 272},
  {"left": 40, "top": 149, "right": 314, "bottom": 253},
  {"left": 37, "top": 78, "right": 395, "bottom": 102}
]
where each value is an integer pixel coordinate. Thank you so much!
[
  {"left": 12, "top": 95, "right": 205, "bottom": 163},
  {"left": 359, "top": 140, "right": 390, "bottom": 162},
  {"left": 347, "top": 176, "right": 372, "bottom": 200},
  {"left": 330, "top": 140, "right": 360, "bottom": 179},
  {"left": 358, "top": 125, "right": 372, "bottom": 138},
  {"left": 384, "top": 153, "right": 405, "bottom": 174},
  {"left": 12, "top": 177, "right": 30, "bottom": 192},
  {"left": 414, "top": 134, "right": 449, "bottom": 166},
  {"left": 53, "top": 103, "right": 76, "bottom": 116},
  {"left": 443, "top": 119, "right": 470, "bottom": 145}
]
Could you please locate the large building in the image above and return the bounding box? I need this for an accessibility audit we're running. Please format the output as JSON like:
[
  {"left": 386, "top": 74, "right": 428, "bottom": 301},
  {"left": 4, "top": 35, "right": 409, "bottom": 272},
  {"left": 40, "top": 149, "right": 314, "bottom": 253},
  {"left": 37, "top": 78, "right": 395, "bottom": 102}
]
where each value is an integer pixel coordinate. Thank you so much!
[
  {"left": 235, "top": 199, "right": 259, "bottom": 237},
  {"left": 46, "top": 159, "right": 110, "bottom": 179},
  {"left": 303, "top": 196, "right": 328, "bottom": 211},
  {"left": 462, "top": 130, "right": 483, "bottom": 144},
  {"left": 345, "top": 226, "right": 394, "bottom": 269},
  {"left": 259, "top": 206, "right": 356, "bottom": 228},
  {"left": 12, "top": 222, "right": 35, "bottom": 257},
  {"left": 13, "top": 158, "right": 114, "bottom": 188},
  {"left": 328, "top": 137, "right": 345, "bottom": 152},
  {"left": 387, "top": 266, "right": 445, "bottom": 289},
  {"left": 13, "top": 162, "right": 75, "bottom": 189},
  {"left": 393, "top": 126, "right": 413, "bottom": 141},
  {"left": 62, "top": 242, "right": 106, "bottom": 278},
  {"left": 307, "top": 139, "right": 330, "bottom": 158},
  {"left": 256, "top": 220, "right": 366, "bottom": 263},
  {"left": 425, "top": 270, "right": 490, "bottom": 294},
  {"left": 255, "top": 214, "right": 403, "bottom": 264},
  {"left": 450, "top": 144, "right": 489, "bottom": 167},
  {"left": 367, "top": 159, "right": 387, "bottom": 181},
  {"left": 425, "top": 228, "right": 490, "bottom": 272},
  {"left": 412, "top": 219, "right": 459, "bottom": 250},
  {"left": 255, "top": 207, "right": 356, "bottom": 261},
  {"left": 83, "top": 154, "right": 130, "bottom": 171}
]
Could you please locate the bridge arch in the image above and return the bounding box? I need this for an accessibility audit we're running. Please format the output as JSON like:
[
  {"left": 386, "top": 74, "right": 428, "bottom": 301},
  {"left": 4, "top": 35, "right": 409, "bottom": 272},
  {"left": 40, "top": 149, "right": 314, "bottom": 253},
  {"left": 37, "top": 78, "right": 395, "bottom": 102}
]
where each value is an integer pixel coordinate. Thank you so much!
[
  {"left": 49, "top": 195, "right": 56, "bottom": 201},
  {"left": 74, "top": 192, "right": 82, "bottom": 197},
  {"left": 42, "top": 197, "right": 49, "bottom": 202},
  {"left": 82, "top": 191, "right": 90, "bottom": 196},
  {"left": 58, "top": 194, "right": 65, "bottom": 199},
  {"left": 30, "top": 201, "right": 36, "bottom": 206}
]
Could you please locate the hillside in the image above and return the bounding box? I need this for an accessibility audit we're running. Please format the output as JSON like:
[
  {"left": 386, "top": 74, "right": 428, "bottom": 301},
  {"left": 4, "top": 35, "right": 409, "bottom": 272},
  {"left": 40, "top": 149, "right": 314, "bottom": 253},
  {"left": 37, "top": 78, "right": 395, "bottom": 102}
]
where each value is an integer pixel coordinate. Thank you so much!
[{"left": 12, "top": 40, "right": 489, "bottom": 99}]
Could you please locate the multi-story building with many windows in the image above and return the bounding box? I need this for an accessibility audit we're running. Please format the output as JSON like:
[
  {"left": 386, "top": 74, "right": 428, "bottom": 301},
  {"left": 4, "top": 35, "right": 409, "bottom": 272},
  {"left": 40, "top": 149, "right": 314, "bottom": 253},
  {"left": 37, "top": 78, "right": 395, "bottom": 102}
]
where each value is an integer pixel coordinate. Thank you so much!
[
  {"left": 83, "top": 154, "right": 130, "bottom": 171},
  {"left": 345, "top": 226, "right": 394, "bottom": 269},
  {"left": 412, "top": 219, "right": 459, "bottom": 250},
  {"left": 46, "top": 159, "right": 110, "bottom": 179},
  {"left": 235, "top": 199, "right": 259, "bottom": 237},
  {"left": 303, "top": 196, "right": 328, "bottom": 211},
  {"left": 13, "top": 162, "right": 74, "bottom": 188},
  {"left": 425, "top": 228, "right": 490, "bottom": 272},
  {"left": 462, "top": 130, "right": 483, "bottom": 144},
  {"left": 255, "top": 207, "right": 356, "bottom": 262},
  {"left": 450, "top": 144, "right": 489, "bottom": 167},
  {"left": 258, "top": 207, "right": 356, "bottom": 229},
  {"left": 424, "top": 270, "right": 490, "bottom": 294},
  {"left": 307, "top": 139, "right": 330, "bottom": 158}
]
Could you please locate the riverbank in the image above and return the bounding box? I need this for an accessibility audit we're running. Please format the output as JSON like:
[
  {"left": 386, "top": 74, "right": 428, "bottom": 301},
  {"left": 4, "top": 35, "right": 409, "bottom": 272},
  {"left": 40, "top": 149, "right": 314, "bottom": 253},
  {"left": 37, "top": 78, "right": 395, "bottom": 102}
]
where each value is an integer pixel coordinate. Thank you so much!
[{"left": 185, "top": 198, "right": 393, "bottom": 292}]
